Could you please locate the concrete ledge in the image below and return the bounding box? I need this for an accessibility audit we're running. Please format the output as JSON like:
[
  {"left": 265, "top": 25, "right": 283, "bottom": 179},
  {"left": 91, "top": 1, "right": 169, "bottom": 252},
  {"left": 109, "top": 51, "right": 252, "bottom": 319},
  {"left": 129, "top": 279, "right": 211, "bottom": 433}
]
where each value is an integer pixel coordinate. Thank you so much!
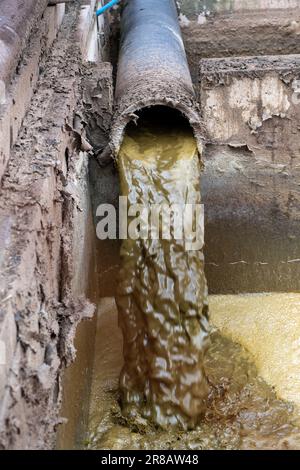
[
  {"left": 179, "top": 0, "right": 299, "bottom": 16},
  {"left": 181, "top": 9, "right": 300, "bottom": 81}
]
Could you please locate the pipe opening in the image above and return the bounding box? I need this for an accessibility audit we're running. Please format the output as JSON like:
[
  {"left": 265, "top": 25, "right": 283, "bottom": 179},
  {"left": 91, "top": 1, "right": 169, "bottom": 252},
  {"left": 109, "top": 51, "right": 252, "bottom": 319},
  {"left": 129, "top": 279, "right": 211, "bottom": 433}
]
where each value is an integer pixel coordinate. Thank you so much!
[
  {"left": 111, "top": 102, "right": 203, "bottom": 159},
  {"left": 121, "top": 105, "right": 196, "bottom": 152},
  {"left": 125, "top": 105, "right": 193, "bottom": 135}
]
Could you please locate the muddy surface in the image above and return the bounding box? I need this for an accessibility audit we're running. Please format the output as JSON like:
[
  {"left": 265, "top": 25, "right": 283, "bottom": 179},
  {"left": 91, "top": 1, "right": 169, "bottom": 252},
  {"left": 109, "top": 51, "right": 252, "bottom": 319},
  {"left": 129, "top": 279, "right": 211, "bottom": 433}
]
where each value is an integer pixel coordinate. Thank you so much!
[
  {"left": 115, "top": 109, "right": 209, "bottom": 429},
  {"left": 210, "top": 293, "right": 300, "bottom": 409},
  {"left": 0, "top": 2, "right": 98, "bottom": 449},
  {"left": 86, "top": 297, "right": 300, "bottom": 450}
]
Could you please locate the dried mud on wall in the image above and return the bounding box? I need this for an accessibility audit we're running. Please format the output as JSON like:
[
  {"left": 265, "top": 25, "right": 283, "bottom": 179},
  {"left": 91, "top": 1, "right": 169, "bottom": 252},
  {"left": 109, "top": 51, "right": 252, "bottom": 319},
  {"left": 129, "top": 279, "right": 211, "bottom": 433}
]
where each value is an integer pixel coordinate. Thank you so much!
[{"left": 0, "top": 4, "right": 113, "bottom": 449}]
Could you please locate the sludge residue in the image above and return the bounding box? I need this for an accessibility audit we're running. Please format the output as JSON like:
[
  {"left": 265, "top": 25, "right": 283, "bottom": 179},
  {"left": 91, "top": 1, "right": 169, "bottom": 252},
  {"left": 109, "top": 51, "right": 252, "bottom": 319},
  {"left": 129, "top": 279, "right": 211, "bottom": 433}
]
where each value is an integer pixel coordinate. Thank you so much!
[{"left": 116, "top": 108, "right": 210, "bottom": 429}]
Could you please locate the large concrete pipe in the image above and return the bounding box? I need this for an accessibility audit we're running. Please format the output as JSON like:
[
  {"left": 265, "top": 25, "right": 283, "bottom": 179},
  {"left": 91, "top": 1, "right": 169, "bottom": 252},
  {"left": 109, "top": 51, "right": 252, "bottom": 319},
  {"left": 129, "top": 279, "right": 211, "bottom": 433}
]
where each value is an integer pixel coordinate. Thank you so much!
[{"left": 110, "top": 0, "right": 203, "bottom": 155}]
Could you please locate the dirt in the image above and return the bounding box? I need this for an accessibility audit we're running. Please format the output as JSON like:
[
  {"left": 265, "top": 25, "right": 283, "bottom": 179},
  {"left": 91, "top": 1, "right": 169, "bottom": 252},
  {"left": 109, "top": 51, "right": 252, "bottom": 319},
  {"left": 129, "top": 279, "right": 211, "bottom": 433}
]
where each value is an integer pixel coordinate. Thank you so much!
[{"left": 0, "top": 3, "right": 107, "bottom": 449}]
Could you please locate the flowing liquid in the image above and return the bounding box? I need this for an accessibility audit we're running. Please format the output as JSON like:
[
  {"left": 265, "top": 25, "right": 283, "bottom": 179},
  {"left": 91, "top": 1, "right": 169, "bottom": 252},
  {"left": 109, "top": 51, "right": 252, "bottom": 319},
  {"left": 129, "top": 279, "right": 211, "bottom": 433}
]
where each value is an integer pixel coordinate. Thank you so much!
[
  {"left": 85, "top": 112, "right": 300, "bottom": 449},
  {"left": 116, "top": 112, "right": 209, "bottom": 429}
]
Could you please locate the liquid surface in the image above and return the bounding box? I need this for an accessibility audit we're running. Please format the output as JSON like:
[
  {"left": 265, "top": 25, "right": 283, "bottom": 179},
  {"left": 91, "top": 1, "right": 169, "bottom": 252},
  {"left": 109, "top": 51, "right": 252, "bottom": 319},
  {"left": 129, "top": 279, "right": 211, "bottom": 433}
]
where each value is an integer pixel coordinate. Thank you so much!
[
  {"left": 86, "top": 297, "right": 300, "bottom": 450},
  {"left": 210, "top": 293, "right": 300, "bottom": 409},
  {"left": 116, "top": 113, "right": 209, "bottom": 428}
]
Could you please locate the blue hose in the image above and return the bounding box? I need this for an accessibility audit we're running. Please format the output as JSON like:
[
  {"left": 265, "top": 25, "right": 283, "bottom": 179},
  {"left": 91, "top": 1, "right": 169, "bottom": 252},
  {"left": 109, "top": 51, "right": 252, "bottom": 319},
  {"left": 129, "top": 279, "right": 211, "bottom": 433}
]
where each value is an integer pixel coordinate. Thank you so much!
[{"left": 96, "top": 0, "right": 120, "bottom": 16}]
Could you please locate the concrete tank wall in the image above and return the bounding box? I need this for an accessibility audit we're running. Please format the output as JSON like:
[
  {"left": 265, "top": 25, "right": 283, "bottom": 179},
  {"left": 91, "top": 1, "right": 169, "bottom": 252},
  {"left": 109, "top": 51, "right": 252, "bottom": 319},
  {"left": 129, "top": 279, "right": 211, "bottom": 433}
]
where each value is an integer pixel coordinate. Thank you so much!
[
  {"left": 177, "top": 0, "right": 300, "bottom": 293},
  {"left": 178, "top": 0, "right": 298, "bottom": 17}
]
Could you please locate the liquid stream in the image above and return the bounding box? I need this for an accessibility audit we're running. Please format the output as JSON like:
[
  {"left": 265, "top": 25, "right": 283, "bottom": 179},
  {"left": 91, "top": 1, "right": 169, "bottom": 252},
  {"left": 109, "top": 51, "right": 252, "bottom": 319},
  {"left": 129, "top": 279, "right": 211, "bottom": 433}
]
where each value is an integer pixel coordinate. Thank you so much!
[{"left": 116, "top": 113, "right": 209, "bottom": 428}]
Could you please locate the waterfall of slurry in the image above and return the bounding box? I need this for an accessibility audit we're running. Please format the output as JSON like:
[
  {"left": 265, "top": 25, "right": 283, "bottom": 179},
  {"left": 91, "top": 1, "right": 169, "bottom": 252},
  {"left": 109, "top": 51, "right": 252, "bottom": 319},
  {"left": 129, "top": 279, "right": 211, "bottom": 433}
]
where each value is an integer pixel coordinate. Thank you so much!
[{"left": 116, "top": 115, "right": 210, "bottom": 429}]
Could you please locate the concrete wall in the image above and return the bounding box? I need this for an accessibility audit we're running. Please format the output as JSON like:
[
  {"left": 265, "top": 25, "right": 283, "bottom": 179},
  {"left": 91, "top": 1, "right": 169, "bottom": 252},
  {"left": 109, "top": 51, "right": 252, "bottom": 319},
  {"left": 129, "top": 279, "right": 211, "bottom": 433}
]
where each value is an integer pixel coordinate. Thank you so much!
[
  {"left": 200, "top": 56, "right": 300, "bottom": 293},
  {"left": 178, "top": 0, "right": 299, "bottom": 17}
]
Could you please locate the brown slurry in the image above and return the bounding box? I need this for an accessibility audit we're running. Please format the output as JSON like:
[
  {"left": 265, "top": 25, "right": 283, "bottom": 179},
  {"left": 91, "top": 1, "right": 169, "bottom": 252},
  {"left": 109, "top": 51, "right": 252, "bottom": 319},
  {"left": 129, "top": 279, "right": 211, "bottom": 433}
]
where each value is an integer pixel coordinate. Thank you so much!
[
  {"left": 116, "top": 109, "right": 209, "bottom": 429},
  {"left": 86, "top": 299, "right": 300, "bottom": 450}
]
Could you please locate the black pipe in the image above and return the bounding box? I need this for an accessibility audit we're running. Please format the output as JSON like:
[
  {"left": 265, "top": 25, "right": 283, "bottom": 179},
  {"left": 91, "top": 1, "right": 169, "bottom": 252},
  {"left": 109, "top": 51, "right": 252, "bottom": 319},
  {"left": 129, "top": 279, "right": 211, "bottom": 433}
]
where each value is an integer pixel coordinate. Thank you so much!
[{"left": 110, "top": 0, "right": 203, "bottom": 156}]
